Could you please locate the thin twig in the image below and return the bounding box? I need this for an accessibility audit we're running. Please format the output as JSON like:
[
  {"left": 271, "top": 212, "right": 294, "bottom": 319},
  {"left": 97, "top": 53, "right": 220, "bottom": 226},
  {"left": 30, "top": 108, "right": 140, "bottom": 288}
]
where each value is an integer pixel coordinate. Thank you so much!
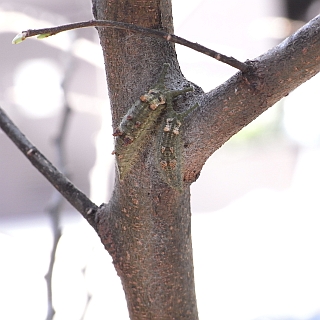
[
  {"left": 16, "top": 19, "right": 248, "bottom": 72},
  {"left": 80, "top": 266, "right": 93, "bottom": 320},
  {"left": 0, "top": 106, "right": 99, "bottom": 230},
  {"left": 45, "top": 52, "right": 75, "bottom": 320},
  {"left": 45, "top": 204, "right": 61, "bottom": 320}
]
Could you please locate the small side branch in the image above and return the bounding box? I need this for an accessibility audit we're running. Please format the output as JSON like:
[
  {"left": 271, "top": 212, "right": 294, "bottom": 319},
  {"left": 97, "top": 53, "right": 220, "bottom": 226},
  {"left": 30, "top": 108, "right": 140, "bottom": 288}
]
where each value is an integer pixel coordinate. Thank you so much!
[
  {"left": 0, "top": 106, "right": 98, "bottom": 230},
  {"left": 13, "top": 19, "right": 248, "bottom": 72},
  {"left": 45, "top": 216, "right": 61, "bottom": 320},
  {"left": 45, "top": 52, "right": 74, "bottom": 320}
]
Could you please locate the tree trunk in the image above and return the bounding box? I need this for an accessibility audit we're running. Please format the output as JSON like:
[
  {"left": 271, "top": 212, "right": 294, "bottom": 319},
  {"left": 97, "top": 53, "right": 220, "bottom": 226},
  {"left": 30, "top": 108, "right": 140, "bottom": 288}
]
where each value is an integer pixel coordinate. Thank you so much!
[
  {"left": 93, "top": 0, "right": 199, "bottom": 318},
  {"left": 91, "top": 0, "right": 320, "bottom": 318},
  {"left": 1, "top": 1, "right": 320, "bottom": 319}
]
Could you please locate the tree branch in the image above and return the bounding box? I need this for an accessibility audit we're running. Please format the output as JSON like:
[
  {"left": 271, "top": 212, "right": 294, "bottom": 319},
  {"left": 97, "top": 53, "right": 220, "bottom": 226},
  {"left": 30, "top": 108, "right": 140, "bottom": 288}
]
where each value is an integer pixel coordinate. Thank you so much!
[
  {"left": 45, "top": 53, "right": 75, "bottom": 320},
  {"left": 0, "top": 107, "right": 99, "bottom": 230},
  {"left": 183, "top": 14, "right": 320, "bottom": 183},
  {"left": 12, "top": 19, "right": 248, "bottom": 72}
]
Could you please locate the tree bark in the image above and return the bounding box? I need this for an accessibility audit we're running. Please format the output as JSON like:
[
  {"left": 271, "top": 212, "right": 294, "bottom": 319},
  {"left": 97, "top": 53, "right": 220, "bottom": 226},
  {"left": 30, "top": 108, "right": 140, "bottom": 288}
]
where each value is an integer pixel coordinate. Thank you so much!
[
  {"left": 93, "top": 0, "right": 199, "bottom": 318},
  {"left": 1, "top": 0, "right": 320, "bottom": 319},
  {"left": 184, "top": 14, "right": 320, "bottom": 182},
  {"left": 91, "top": 1, "right": 320, "bottom": 319}
]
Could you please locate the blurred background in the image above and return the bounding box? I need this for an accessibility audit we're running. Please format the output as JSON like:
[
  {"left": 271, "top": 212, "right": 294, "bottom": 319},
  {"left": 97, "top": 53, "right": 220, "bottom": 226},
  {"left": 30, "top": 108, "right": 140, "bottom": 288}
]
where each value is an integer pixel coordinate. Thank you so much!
[{"left": 1, "top": 0, "right": 320, "bottom": 319}]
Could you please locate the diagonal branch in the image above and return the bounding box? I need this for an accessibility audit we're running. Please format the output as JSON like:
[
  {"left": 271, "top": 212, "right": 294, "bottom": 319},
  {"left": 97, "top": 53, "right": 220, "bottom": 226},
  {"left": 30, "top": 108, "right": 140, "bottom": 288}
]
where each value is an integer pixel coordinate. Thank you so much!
[
  {"left": 12, "top": 19, "right": 248, "bottom": 72},
  {"left": 0, "top": 106, "right": 99, "bottom": 230},
  {"left": 183, "top": 14, "right": 320, "bottom": 183}
]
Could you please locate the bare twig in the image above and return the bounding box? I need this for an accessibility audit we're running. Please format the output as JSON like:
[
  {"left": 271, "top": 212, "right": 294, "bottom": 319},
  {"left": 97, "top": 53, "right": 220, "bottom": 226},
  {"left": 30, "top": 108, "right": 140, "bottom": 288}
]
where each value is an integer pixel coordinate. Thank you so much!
[
  {"left": 45, "top": 53, "right": 74, "bottom": 320},
  {"left": 45, "top": 205, "right": 61, "bottom": 320},
  {"left": 80, "top": 266, "right": 93, "bottom": 320},
  {"left": 0, "top": 106, "right": 99, "bottom": 230},
  {"left": 13, "top": 19, "right": 248, "bottom": 72}
]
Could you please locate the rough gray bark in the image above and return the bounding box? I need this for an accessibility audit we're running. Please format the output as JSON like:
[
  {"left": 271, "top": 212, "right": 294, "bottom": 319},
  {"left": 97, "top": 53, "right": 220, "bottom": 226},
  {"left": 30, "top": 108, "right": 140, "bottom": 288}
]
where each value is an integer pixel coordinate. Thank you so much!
[
  {"left": 184, "top": 17, "right": 320, "bottom": 182},
  {"left": 92, "top": 0, "right": 199, "bottom": 318},
  {"left": 89, "top": 0, "right": 320, "bottom": 319}
]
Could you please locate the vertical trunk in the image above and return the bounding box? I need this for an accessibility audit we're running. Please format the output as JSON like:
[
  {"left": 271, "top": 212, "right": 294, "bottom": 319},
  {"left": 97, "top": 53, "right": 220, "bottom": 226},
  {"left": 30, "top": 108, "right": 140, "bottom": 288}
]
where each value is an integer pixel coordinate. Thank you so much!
[
  {"left": 97, "top": 185, "right": 197, "bottom": 318},
  {"left": 93, "top": 0, "right": 199, "bottom": 318}
]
